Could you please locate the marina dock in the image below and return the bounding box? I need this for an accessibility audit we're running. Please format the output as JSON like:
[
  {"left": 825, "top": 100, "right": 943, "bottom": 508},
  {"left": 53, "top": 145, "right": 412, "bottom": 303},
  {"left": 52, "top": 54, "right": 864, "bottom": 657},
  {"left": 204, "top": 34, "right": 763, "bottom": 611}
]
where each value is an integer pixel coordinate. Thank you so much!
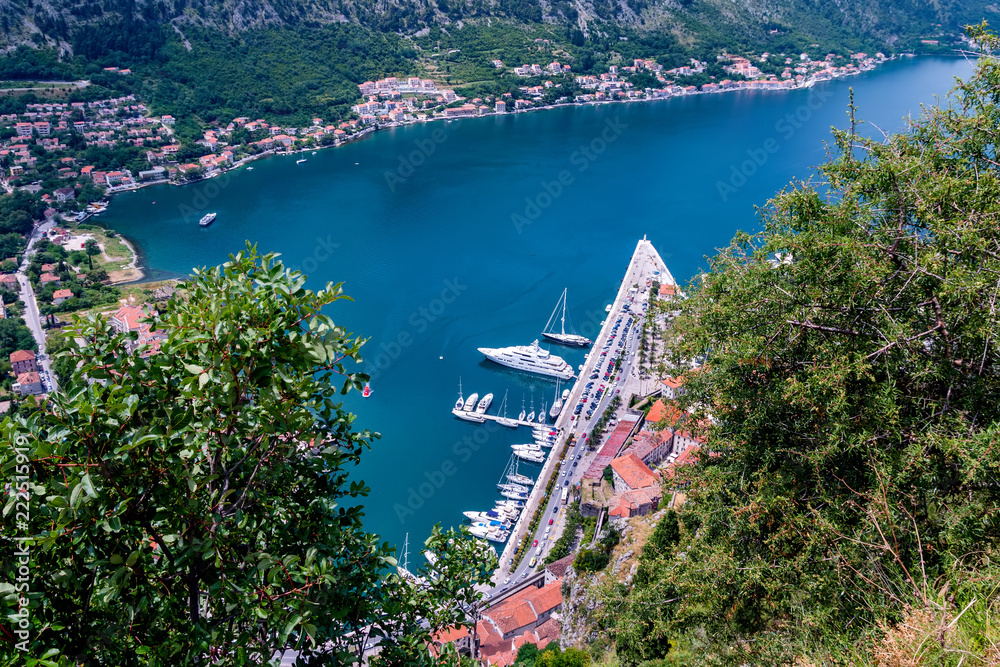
[{"left": 491, "top": 237, "right": 674, "bottom": 581}]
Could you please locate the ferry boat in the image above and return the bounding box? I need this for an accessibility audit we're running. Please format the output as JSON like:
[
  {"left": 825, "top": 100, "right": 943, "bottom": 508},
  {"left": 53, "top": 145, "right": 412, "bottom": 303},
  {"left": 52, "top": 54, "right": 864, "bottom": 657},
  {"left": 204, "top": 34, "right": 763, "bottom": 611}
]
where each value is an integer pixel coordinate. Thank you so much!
[
  {"left": 478, "top": 340, "right": 575, "bottom": 380},
  {"left": 296, "top": 158, "right": 307, "bottom": 164},
  {"left": 542, "top": 288, "right": 592, "bottom": 347},
  {"left": 199, "top": 212, "right": 217, "bottom": 227},
  {"left": 476, "top": 393, "right": 493, "bottom": 414}
]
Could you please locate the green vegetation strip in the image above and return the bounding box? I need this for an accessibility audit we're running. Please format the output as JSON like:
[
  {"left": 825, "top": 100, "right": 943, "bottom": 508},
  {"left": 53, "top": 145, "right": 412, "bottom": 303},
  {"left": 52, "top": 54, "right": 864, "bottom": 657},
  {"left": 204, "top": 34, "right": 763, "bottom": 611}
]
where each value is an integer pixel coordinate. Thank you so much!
[{"left": 510, "top": 434, "right": 574, "bottom": 571}]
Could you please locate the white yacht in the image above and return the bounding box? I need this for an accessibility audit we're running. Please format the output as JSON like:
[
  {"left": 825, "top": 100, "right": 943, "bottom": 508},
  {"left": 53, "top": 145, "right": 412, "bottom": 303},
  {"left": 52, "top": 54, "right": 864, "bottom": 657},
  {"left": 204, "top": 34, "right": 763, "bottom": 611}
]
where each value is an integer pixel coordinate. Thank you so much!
[
  {"left": 463, "top": 392, "right": 479, "bottom": 413},
  {"left": 468, "top": 525, "right": 508, "bottom": 543},
  {"left": 500, "top": 488, "right": 529, "bottom": 500},
  {"left": 513, "top": 450, "right": 545, "bottom": 464},
  {"left": 478, "top": 340, "right": 575, "bottom": 380},
  {"left": 452, "top": 408, "right": 486, "bottom": 423},
  {"left": 512, "top": 444, "right": 543, "bottom": 452},
  {"left": 508, "top": 472, "right": 533, "bottom": 486},
  {"left": 495, "top": 499, "right": 525, "bottom": 509},
  {"left": 476, "top": 393, "right": 493, "bottom": 414},
  {"left": 497, "top": 482, "right": 529, "bottom": 494},
  {"left": 542, "top": 288, "right": 592, "bottom": 347}
]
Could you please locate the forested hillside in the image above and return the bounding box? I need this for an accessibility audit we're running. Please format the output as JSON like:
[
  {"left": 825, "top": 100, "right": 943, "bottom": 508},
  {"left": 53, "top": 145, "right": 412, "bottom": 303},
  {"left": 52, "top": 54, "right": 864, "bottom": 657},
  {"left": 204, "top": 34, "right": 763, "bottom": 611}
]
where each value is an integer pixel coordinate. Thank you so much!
[
  {"left": 585, "top": 28, "right": 1000, "bottom": 665},
  {"left": 0, "top": 0, "right": 989, "bottom": 129}
]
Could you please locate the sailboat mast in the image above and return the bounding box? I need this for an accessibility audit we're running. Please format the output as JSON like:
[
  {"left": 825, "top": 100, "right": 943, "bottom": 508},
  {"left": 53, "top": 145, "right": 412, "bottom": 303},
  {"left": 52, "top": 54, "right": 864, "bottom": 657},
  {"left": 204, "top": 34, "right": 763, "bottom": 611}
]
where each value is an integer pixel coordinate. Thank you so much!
[{"left": 560, "top": 288, "right": 567, "bottom": 335}]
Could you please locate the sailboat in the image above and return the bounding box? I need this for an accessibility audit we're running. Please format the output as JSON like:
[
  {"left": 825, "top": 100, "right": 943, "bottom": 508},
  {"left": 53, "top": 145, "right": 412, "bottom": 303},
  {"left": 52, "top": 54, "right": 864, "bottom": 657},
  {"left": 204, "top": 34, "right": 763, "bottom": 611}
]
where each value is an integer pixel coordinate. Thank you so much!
[
  {"left": 496, "top": 391, "right": 519, "bottom": 428},
  {"left": 526, "top": 395, "right": 536, "bottom": 423},
  {"left": 518, "top": 396, "right": 526, "bottom": 422},
  {"left": 538, "top": 401, "right": 547, "bottom": 424},
  {"left": 550, "top": 380, "right": 564, "bottom": 418},
  {"left": 542, "top": 288, "right": 592, "bottom": 347},
  {"left": 454, "top": 378, "right": 465, "bottom": 411}
]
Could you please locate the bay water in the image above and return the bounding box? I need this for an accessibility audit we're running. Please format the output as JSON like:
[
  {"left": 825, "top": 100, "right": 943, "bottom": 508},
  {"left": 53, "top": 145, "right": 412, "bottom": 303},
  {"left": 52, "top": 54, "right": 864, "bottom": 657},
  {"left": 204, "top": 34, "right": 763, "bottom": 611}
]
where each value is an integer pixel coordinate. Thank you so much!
[{"left": 100, "top": 56, "right": 974, "bottom": 556}]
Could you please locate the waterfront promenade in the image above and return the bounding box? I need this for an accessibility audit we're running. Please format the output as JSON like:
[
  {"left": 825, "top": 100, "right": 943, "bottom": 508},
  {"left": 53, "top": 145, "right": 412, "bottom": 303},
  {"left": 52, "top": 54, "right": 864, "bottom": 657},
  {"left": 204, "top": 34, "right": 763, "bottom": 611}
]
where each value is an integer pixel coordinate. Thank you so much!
[{"left": 491, "top": 237, "right": 673, "bottom": 586}]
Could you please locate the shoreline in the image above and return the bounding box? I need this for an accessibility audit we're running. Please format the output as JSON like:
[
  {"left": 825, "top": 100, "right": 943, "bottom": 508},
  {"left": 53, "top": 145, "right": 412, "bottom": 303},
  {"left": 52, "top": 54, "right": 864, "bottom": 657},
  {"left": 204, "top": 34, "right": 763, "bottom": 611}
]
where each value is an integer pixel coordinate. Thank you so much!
[{"left": 96, "top": 56, "right": 901, "bottom": 282}]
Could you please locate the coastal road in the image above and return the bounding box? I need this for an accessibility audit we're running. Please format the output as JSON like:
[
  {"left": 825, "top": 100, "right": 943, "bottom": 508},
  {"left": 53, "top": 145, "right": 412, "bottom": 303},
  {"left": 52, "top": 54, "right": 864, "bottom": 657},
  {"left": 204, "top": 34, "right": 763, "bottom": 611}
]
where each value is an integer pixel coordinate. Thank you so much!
[
  {"left": 490, "top": 239, "right": 671, "bottom": 591},
  {"left": 17, "top": 221, "right": 58, "bottom": 392}
]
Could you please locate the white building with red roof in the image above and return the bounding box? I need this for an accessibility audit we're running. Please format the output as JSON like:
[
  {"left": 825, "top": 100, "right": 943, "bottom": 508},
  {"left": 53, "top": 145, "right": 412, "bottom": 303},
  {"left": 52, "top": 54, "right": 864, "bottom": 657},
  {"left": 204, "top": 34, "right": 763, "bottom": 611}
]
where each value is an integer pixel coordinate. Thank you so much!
[{"left": 14, "top": 371, "right": 44, "bottom": 396}]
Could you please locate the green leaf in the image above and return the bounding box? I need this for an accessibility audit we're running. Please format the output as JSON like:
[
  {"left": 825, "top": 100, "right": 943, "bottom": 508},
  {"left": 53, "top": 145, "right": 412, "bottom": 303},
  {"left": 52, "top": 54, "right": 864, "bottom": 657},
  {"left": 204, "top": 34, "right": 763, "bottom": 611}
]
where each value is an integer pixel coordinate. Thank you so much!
[{"left": 80, "top": 474, "right": 95, "bottom": 498}]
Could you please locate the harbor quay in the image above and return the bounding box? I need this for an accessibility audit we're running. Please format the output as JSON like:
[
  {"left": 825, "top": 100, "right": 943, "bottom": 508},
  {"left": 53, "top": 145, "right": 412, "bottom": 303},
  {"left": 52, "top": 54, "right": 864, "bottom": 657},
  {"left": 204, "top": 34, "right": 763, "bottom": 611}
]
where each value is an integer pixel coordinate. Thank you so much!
[{"left": 490, "top": 237, "right": 674, "bottom": 585}]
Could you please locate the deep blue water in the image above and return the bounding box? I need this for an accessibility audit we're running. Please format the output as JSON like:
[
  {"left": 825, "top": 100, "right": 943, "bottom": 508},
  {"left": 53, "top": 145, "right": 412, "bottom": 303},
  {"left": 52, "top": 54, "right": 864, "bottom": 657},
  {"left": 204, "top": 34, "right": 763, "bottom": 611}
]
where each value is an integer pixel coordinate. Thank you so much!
[{"left": 101, "top": 56, "right": 974, "bottom": 557}]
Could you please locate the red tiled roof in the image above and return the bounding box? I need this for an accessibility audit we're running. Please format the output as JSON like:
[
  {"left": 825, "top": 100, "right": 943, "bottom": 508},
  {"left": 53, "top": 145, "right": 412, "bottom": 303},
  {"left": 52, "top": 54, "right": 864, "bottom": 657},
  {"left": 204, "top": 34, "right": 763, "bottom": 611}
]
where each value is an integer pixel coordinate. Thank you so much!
[
  {"left": 10, "top": 350, "right": 35, "bottom": 363},
  {"left": 665, "top": 444, "right": 701, "bottom": 479},
  {"left": 659, "top": 283, "right": 677, "bottom": 295},
  {"left": 583, "top": 419, "right": 638, "bottom": 480},
  {"left": 40, "top": 272, "right": 60, "bottom": 283},
  {"left": 629, "top": 430, "right": 670, "bottom": 461},
  {"left": 484, "top": 598, "right": 536, "bottom": 636},
  {"left": 647, "top": 399, "right": 667, "bottom": 423},
  {"left": 432, "top": 625, "right": 469, "bottom": 643},
  {"left": 610, "top": 452, "right": 660, "bottom": 490},
  {"left": 53, "top": 289, "right": 73, "bottom": 299},
  {"left": 522, "top": 582, "right": 562, "bottom": 616},
  {"left": 17, "top": 371, "right": 41, "bottom": 385}
]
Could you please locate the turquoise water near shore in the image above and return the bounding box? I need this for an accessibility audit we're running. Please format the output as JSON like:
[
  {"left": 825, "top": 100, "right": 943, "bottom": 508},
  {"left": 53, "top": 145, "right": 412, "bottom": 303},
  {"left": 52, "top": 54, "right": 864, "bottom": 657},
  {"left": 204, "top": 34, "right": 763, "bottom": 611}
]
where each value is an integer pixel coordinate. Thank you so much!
[{"left": 101, "top": 56, "right": 973, "bottom": 556}]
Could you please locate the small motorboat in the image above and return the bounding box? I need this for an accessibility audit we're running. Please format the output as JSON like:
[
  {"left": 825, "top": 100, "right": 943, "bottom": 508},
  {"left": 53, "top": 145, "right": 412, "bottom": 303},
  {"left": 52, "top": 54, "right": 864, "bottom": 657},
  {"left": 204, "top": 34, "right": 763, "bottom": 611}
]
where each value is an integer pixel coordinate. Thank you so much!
[{"left": 362, "top": 383, "right": 372, "bottom": 398}]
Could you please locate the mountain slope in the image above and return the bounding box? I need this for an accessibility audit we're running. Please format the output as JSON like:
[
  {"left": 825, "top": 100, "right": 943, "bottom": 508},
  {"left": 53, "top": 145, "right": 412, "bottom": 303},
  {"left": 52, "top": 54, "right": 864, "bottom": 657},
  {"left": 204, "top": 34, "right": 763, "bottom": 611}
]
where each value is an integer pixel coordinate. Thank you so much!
[{"left": 0, "top": 0, "right": 993, "bottom": 52}]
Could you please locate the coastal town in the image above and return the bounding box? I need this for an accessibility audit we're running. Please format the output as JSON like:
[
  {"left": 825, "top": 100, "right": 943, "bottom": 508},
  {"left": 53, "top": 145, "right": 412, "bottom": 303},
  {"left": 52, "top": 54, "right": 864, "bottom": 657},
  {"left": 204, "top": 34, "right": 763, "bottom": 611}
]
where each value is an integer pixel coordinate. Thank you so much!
[{"left": 0, "top": 49, "right": 887, "bottom": 222}]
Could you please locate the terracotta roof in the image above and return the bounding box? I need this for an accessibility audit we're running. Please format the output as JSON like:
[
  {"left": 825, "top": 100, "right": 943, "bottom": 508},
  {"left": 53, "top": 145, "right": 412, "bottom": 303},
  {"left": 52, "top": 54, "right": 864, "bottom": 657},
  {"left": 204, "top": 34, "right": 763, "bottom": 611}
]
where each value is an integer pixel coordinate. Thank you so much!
[
  {"left": 610, "top": 452, "right": 660, "bottom": 490},
  {"left": 629, "top": 430, "right": 670, "bottom": 461},
  {"left": 17, "top": 371, "right": 41, "bottom": 385},
  {"left": 40, "top": 272, "right": 60, "bottom": 283},
  {"left": 10, "top": 350, "right": 35, "bottom": 363},
  {"left": 432, "top": 625, "right": 469, "bottom": 643},
  {"left": 533, "top": 617, "right": 561, "bottom": 644},
  {"left": 665, "top": 444, "right": 701, "bottom": 479},
  {"left": 545, "top": 554, "right": 574, "bottom": 580},
  {"left": 477, "top": 619, "right": 503, "bottom": 647},
  {"left": 647, "top": 399, "right": 667, "bottom": 423},
  {"left": 113, "top": 304, "right": 147, "bottom": 331},
  {"left": 662, "top": 376, "right": 685, "bottom": 389},
  {"left": 523, "top": 582, "right": 562, "bottom": 616},
  {"left": 52, "top": 289, "right": 73, "bottom": 299},
  {"left": 658, "top": 283, "right": 677, "bottom": 295},
  {"left": 583, "top": 418, "right": 638, "bottom": 480},
  {"left": 484, "top": 598, "right": 537, "bottom": 636},
  {"left": 608, "top": 486, "right": 662, "bottom": 518}
]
